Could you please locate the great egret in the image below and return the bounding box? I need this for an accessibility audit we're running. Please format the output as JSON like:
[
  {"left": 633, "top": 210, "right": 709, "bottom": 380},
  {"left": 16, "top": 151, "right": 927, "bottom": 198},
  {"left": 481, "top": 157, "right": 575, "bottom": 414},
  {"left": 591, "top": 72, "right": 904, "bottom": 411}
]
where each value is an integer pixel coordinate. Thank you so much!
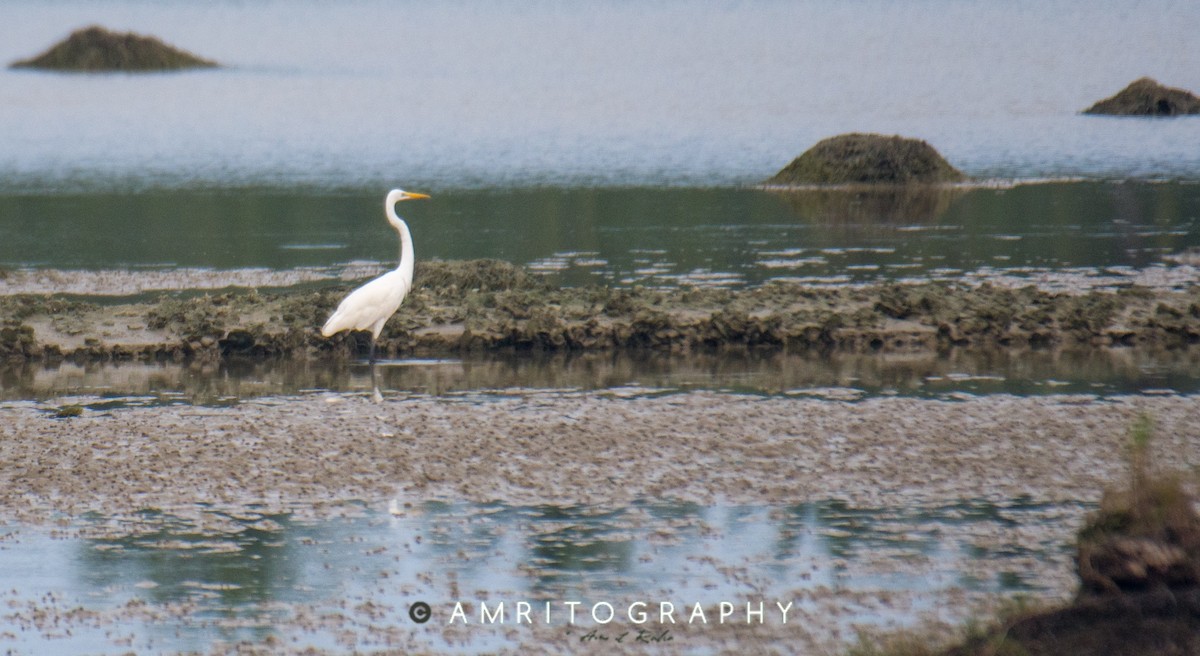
[{"left": 321, "top": 188, "right": 430, "bottom": 363}]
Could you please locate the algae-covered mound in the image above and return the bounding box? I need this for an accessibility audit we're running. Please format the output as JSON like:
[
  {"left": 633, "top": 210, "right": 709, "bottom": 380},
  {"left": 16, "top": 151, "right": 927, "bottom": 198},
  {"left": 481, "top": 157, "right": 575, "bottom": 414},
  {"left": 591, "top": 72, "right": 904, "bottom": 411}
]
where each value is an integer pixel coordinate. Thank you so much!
[
  {"left": 856, "top": 416, "right": 1200, "bottom": 656},
  {"left": 764, "top": 133, "right": 966, "bottom": 186},
  {"left": 6, "top": 267, "right": 1200, "bottom": 361},
  {"left": 1076, "top": 416, "right": 1200, "bottom": 597},
  {"left": 1083, "top": 77, "right": 1200, "bottom": 116},
  {"left": 932, "top": 416, "right": 1200, "bottom": 656},
  {"left": 11, "top": 26, "right": 218, "bottom": 72}
]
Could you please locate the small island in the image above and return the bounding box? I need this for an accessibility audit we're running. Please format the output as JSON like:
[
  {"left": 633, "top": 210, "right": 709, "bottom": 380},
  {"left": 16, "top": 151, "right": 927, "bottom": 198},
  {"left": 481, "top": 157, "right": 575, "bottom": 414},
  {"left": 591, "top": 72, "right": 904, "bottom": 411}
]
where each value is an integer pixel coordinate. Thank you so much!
[
  {"left": 10, "top": 25, "right": 218, "bottom": 72},
  {"left": 763, "top": 133, "right": 966, "bottom": 186},
  {"left": 1083, "top": 77, "right": 1200, "bottom": 116}
]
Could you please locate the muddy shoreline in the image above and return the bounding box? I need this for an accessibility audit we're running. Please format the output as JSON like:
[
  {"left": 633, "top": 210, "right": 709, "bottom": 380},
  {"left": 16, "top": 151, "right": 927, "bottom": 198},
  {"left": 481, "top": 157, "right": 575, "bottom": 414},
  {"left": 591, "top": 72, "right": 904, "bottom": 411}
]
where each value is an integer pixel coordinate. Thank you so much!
[{"left": 2, "top": 260, "right": 1199, "bottom": 361}]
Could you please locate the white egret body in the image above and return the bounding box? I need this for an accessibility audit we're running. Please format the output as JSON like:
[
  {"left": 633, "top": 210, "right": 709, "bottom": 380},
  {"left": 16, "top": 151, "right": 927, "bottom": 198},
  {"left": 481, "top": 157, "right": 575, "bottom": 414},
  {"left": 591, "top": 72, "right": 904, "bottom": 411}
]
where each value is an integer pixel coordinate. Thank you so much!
[{"left": 321, "top": 189, "right": 430, "bottom": 362}]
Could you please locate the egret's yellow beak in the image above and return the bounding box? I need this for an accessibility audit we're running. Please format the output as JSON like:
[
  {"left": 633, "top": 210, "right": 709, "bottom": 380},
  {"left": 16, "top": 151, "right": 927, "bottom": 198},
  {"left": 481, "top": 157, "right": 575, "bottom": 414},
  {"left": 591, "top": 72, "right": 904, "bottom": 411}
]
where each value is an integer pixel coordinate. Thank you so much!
[{"left": 402, "top": 191, "right": 431, "bottom": 201}]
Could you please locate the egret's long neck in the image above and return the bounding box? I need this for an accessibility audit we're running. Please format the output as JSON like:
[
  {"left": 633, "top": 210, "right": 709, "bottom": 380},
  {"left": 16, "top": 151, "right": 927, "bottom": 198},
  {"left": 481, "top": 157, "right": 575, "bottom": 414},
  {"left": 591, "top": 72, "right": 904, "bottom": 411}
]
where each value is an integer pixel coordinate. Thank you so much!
[{"left": 387, "top": 203, "right": 414, "bottom": 280}]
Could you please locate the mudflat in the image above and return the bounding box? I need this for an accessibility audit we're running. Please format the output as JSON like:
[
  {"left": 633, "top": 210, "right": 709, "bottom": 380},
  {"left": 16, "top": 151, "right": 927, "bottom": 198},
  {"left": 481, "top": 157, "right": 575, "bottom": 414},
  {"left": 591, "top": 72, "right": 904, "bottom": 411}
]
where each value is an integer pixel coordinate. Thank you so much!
[{"left": 4, "top": 390, "right": 1195, "bottom": 519}]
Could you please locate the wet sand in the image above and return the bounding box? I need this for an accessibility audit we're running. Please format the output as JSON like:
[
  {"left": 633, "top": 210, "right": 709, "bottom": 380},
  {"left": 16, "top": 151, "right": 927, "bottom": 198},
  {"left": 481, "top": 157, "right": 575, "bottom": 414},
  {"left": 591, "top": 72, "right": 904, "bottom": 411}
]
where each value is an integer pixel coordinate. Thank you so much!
[
  {"left": 0, "top": 263, "right": 394, "bottom": 296},
  {"left": 6, "top": 390, "right": 1197, "bottom": 519}
]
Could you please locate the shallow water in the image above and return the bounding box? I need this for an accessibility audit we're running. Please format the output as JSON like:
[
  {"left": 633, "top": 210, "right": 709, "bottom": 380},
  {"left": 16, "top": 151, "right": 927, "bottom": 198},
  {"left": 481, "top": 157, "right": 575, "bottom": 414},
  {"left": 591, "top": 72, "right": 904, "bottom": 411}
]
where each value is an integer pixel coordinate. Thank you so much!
[
  {"left": 4, "top": 347, "right": 1200, "bottom": 406},
  {"left": 0, "top": 498, "right": 1083, "bottom": 654},
  {"left": 3, "top": 183, "right": 1200, "bottom": 289}
]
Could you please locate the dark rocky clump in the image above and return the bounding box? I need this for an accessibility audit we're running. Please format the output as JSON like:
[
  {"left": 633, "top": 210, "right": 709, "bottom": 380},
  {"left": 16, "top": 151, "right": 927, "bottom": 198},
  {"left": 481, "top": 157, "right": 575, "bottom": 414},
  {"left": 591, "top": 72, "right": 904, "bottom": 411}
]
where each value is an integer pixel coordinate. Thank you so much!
[
  {"left": 940, "top": 590, "right": 1200, "bottom": 656},
  {"left": 922, "top": 416, "right": 1200, "bottom": 656},
  {"left": 1083, "top": 77, "right": 1200, "bottom": 117},
  {"left": 1076, "top": 416, "right": 1200, "bottom": 598},
  {"left": 763, "top": 133, "right": 966, "bottom": 186},
  {"left": 414, "top": 258, "right": 548, "bottom": 296},
  {"left": 0, "top": 321, "right": 38, "bottom": 359},
  {"left": 11, "top": 26, "right": 218, "bottom": 72}
]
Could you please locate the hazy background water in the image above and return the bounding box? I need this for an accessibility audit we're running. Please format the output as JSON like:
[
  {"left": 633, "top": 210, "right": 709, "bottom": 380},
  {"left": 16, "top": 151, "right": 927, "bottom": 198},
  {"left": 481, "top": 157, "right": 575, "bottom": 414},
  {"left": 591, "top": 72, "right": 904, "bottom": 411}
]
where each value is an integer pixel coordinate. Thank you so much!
[{"left": 2, "top": 0, "right": 1200, "bottom": 191}]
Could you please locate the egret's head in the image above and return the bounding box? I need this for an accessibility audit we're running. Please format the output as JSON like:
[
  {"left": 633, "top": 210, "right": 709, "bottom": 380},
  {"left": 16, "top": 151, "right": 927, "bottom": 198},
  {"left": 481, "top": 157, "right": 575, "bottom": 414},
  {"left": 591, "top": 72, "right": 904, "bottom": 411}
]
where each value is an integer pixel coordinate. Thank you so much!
[{"left": 391, "top": 188, "right": 431, "bottom": 202}]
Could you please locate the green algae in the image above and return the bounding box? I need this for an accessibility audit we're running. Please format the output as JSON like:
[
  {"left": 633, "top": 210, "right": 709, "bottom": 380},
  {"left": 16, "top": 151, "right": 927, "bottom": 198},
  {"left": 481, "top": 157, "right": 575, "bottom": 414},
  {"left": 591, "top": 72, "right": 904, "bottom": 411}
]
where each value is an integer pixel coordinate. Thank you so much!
[{"left": 2, "top": 261, "right": 1199, "bottom": 361}]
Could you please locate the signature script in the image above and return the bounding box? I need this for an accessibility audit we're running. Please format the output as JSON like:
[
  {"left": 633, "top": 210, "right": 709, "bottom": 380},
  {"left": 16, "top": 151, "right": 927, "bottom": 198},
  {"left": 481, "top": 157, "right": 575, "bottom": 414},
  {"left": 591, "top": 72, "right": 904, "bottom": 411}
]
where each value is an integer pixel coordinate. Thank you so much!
[{"left": 579, "top": 628, "right": 674, "bottom": 645}]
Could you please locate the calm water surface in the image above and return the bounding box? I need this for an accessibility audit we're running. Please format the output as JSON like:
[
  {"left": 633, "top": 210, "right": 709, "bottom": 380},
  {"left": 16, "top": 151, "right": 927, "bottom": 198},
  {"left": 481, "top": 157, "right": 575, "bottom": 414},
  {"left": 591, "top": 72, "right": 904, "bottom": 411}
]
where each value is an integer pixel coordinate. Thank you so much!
[{"left": 3, "top": 183, "right": 1200, "bottom": 288}]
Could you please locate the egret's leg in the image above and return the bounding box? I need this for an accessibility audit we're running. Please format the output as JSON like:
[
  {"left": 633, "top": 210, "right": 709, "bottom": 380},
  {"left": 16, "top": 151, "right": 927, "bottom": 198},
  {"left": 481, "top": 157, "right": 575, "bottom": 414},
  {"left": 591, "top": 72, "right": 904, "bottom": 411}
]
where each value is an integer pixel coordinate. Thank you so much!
[
  {"left": 370, "top": 359, "right": 382, "bottom": 403},
  {"left": 369, "top": 335, "right": 377, "bottom": 364}
]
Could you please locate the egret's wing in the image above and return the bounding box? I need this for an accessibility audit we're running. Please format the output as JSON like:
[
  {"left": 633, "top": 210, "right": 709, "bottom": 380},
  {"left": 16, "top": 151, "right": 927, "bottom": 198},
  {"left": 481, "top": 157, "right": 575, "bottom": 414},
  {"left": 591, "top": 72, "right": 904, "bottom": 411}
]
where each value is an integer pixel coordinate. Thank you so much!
[{"left": 321, "top": 271, "right": 411, "bottom": 336}]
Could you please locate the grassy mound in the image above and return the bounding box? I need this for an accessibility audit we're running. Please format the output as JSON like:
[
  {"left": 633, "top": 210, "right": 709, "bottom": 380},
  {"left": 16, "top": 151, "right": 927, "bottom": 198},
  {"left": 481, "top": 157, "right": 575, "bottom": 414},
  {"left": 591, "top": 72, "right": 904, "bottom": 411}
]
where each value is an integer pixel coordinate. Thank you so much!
[
  {"left": 764, "top": 133, "right": 966, "bottom": 186},
  {"left": 981, "top": 415, "right": 1200, "bottom": 656},
  {"left": 849, "top": 415, "right": 1200, "bottom": 656},
  {"left": 1083, "top": 77, "right": 1200, "bottom": 116},
  {"left": 1076, "top": 414, "right": 1200, "bottom": 596},
  {"left": 11, "top": 26, "right": 218, "bottom": 72}
]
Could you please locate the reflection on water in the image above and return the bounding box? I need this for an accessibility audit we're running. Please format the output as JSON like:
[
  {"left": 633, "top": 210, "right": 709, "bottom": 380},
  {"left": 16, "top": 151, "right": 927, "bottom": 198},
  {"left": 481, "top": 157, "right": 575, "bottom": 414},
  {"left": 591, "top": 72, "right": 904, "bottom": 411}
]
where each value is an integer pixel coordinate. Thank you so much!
[
  {"left": 3, "top": 347, "right": 1200, "bottom": 405},
  {"left": 0, "top": 498, "right": 1084, "bottom": 654},
  {"left": 1, "top": 184, "right": 1198, "bottom": 289},
  {"left": 766, "top": 185, "right": 967, "bottom": 227}
]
